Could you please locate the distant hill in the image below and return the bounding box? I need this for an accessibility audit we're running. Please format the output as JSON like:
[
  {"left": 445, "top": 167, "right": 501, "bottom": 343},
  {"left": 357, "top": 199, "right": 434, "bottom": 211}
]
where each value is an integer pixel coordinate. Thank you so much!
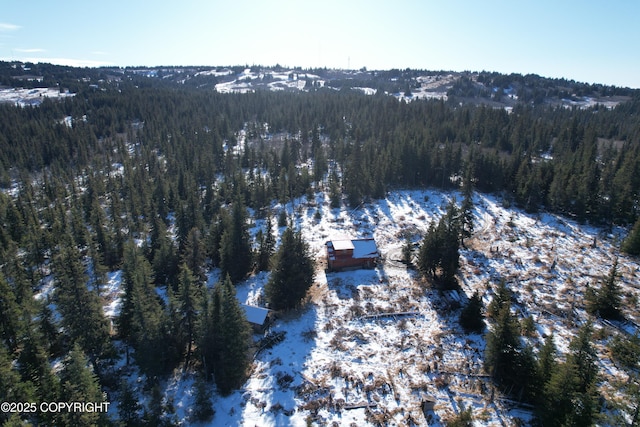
[{"left": 0, "top": 61, "right": 636, "bottom": 109}]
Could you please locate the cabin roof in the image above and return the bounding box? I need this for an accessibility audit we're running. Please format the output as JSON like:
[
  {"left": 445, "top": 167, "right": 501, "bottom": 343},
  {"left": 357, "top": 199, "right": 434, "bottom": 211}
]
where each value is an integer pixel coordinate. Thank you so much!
[
  {"left": 331, "top": 239, "right": 355, "bottom": 251},
  {"left": 352, "top": 238, "right": 379, "bottom": 259},
  {"left": 326, "top": 238, "right": 379, "bottom": 259},
  {"left": 242, "top": 304, "right": 270, "bottom": 325}
]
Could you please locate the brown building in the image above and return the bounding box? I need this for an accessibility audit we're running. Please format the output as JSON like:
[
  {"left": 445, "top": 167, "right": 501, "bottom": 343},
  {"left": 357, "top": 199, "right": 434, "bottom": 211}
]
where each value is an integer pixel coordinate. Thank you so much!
[{"left": 325, "top": 238, "right": 380, "bottom": 271}]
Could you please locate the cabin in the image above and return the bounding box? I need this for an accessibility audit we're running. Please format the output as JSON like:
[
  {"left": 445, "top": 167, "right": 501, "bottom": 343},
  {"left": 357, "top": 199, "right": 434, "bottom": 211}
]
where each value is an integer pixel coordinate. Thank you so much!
[
  {"left": 242, "top": 304, "right": 272, "bottom": 333},
  {"left": 325, "top": 238, "right": 380, "bottom": 271}
]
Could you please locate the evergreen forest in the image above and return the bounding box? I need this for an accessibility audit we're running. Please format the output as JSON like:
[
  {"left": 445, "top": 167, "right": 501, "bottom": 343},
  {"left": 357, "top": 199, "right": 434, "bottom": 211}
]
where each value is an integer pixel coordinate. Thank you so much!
[{"left": 1, "top": 61, "right": 640, "bottom": 425}]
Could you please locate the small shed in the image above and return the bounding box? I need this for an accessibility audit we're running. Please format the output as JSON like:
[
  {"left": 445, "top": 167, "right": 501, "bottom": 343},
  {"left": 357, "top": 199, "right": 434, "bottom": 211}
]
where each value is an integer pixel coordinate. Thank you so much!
[
  {"left": 242, "top": 304, "right": 272, "bottom": 333},
  {"left": 326, "top": 237, "right": 380, "bottom": 271},
  {"left": 421, "top": 396, "right": 438, "bottom": 423}
]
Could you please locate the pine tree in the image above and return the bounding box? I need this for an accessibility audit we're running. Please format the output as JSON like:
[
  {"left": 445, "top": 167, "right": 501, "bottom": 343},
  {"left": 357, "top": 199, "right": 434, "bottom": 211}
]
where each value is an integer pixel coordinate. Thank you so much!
[
  {"left": 191, "top": 376, "right": 215, "bottom": 423},
  {"left": 219, "top": 198, "right": 252, "bottom": 283},
  {"left": 53, "top": 242, "right": 112, "bottom": 361},
  {"left": 569, "top": 322, "right": 598, "bottom": 393},
  {"left": 622, "top": 217, "right": 640, "bottom": 255},
  {"left": 118, "top": 244, "right": 173, "bottom": 375},
  {"left": 459, "top": 291, "right": 484, "bottom": 333},
  {"left": 17, "top": 330, "right": 61, "bottom": 425},
  {"left": 401, "top": 234, "right": 414, "bottom": 265},
  {"left": 537, "top": 334, "right": 557, "bottom": 387},
  {"left": 117, "top": 380, "right": 142, "bottom": 426},
  {"left": 539, "top": 323, "right": 599, "bottom": 426},
  {"left": 487, "top": 279, "right": 511, "bottom": 318},
  {"left": 586, "top": 258, "right": 622, "bottom": 320},
  {"left": 211, "top": 275, "right": 251, "bottom": 395},
  {"left": 328, "top": 167, "right": 341, "bottom": 209},
  {"left": 151, "top": 224, "right": 179, "bottom": 287},
  {"left": 417, "top": 202, "right": 461, "bottom": 287},
  {"left": 265, "top": 227, "right": 315, "bottom": 310},
  {"left": 257, "top": 212, "right": 276, "bottom": 272},
  {"left": 174, "top": 263, "right": 204, "bottom": 365},
  {"left": 181, "top": 227, "right": 206, "bottom": 284},
  {"left": 0, "top": 344, "right": 34, "bottom": 425},
  {"left": 60, "top": 344, "right": 108, "bottom": 427},
  {"left": 199, "top": 280, "right": 220, "bottom": 379},
  {"left": 418, "top": 221, "right": 439, "bottom": 278},
  {"left": 460, "top": 170, "right": 475, "bottom": 247},
  {"left": 0, "top": 272, "right": 26, "bottom": 354},
  {"left": 142, "top": 383, "right": 165, "bottom": 426},
  {"left": 484, "top": 304, "right": 521, "bottom": 386}
]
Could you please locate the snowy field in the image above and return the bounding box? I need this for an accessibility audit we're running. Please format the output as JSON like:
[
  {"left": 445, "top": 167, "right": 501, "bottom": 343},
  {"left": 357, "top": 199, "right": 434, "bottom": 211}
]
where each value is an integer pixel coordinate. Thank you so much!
[
  {"left": 0, "top": 86, "right": 74, "bottom": 106},
  {"left": 95, "top": 189, "right": 640, "bottom": 426}
]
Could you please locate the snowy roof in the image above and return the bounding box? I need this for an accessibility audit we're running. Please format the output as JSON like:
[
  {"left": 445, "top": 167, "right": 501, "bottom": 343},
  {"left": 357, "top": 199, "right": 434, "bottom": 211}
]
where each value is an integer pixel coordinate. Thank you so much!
[
  {"left": 331, "top": 239, "right": 355, "bottom": 251},
  {"left": 352, "top": 239, "right": 379, "bottom": 259},
  {"left": 242, "top": 304, "right": 270, "bottom": 326}
]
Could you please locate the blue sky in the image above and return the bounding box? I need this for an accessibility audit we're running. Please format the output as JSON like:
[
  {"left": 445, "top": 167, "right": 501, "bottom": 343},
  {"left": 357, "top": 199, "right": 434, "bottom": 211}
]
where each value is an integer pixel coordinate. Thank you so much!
[{"left": 1, "top": 0, "right": 639, "bottom": 88}]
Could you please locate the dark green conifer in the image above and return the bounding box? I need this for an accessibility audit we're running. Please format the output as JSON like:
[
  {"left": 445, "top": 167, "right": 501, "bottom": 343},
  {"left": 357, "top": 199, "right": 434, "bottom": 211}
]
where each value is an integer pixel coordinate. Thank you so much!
[
  {"left": 117, "top": 380, "right": 142, "bottom": 426},
  {"left": 265, "top": 227, "right": 315, "bottom": 310},
  {"left": 459, "top": 291, "right": 484, "bottom": 333},
  {"left": 586, "top": 258, "right": 622, "bottom": 320},
  {"left": 211, "top": 275, "right": 251, "bottom": 395},
  {"left": 257, "top": 212, "right": 276, "bottom": 272},
  {"left": 622, "top": 217, "right": 640, "bottom": 255},
  {"left": 219, "top": 198, "right": 252, "bottom": 283},
  {"left": 119, "top": 244, "right": 172, "bottom": 375},
  {"left": 60, "top": 344, "right": 108, "bottom": 427},
  {"left": 174, "top": 263, "right": 204, "bottom": 365},
  {"left": 53, "top": 241, "right": 112, "bottom": 361}
]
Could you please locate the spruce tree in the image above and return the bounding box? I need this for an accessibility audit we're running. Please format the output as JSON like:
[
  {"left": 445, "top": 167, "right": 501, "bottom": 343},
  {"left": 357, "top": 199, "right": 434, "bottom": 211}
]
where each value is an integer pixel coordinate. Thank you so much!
[
  {"left": 174, "top": 263, "right": 204, "bottom": 365},
  {"left": 118, "top": 244, "right": 172, "bottom": 375},
  {"left": 191, "top": 376, "right": 215, "bottom": 423},
  {"left": 257, "top": 212, "right": 276, "bottom": 272},
  {"left": 484, "top": 304, "right": 521, "bottom": 386},
  {"left": 487, "top": 279, "right": 511, "bottom": 318},
  {"left": 622, "top": 217, "right": 640, "bottom": 255},
  {"left": 199, "top": 280, "right": 221, "bottom": 379},
  {"left": 182, "top": 227, "right": 206, "bottom": 284},
  {"left": 60, "top": 344, "right": 108, "bottom": 427},
  {"left": 417, "top": 202, "right": 461, "bottom": 287},
  {"left": 460, "top": 170, "right": 475, "bottom": 247},
  {"left": 0, "top": 344, "right": 34, "bottom": 425},
  {"left": 265, "top": 227, "right": 315, "bottom": 310},
  {"left": 17, "top": 330, "right": 61, "bottom": 425},
  {"left": 418, "top": 221, "right": 439, "bottom": 278},
  {"left": 212, "top": 275, "right": 251, "bottom": 395},
  {"left": 539, "top": 323, "right": 599, "bottom": 426},
  {"left": 219, "top": 198, "right": 252, "bottom": 283},
  {"left": 117, "top": 380, "right": 142, "bottom": 426},
  {"left": 53, "top": 242, "right": 112, "bottom": 362},
  {"left": 537, "top": 334, "right": 557, "bottom": 387},
  {"left": 0, "top": 272, "right": 26, "bottom": 354},
  {"left": 586, "top": 258, "right": 622, "bottom": 320},
  {"left": 401, "top": 234, "right": 414, "bottom": 265},
  {"left": 459, "top": 291, "right": 484, "bottom": 333}
]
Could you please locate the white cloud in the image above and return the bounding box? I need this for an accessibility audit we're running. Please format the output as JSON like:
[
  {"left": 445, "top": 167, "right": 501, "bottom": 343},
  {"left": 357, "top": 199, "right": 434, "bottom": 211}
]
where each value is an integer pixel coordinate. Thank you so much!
[
  {"left": 22, "top": 57, "right": 113, "bottom": 68},
  {"left": 15, "top": 48, "right": 45, "bottom": 53},
  {"left": 0, "top": 23, "right": 21, "bottom": 32}
]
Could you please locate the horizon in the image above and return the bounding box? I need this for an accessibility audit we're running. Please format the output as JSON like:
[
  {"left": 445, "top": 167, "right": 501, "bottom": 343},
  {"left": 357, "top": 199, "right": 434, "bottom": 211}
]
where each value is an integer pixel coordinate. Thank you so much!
[{"left": 2, "top": 0, "right": 639, "bottom": 89}]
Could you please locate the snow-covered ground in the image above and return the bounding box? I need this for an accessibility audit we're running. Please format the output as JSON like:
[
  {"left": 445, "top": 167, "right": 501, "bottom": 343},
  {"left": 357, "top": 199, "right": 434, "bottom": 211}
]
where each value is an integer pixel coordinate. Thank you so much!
[
  {"left": 99, "top": 189, "right": 639, "bottom": 426},
  {"left": 214, "top": 68, "right": 323, "bottom": 94},
  {"left": 0, "top": 87, "right": 74, "bottom": 106}
]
